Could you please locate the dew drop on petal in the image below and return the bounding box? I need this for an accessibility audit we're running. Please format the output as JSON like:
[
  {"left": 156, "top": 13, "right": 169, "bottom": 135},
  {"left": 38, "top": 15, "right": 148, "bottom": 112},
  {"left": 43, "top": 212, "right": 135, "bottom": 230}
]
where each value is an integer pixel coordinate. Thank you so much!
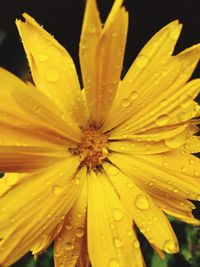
[
  {"left": 39, "top": 54, "right": 48, "bottom": 62},
  {"left": 45, "top": 68, "right": 60, "bottom": 82},
  {"left": 113, "top": 209, "right": 123, "bottom": 221},
  {"left": 135, "top": 55, "right": 149, "bottom": 68},
  {"left": 127, "top": 230, "right": 133, "bottom": 237},
  {"left": 52, "top": 185, "right": 61, "bottom": 195},
  {"left": 75, "top": 227, "right": 84, "bottom": 238},
  {"left": 121, "top": 98, "right": 131, "bottom": 107},
  {"left": 181, "top": 167, "right": 186, "bottom": 173},
  {"left": 194, "top": 170, "right": 200, "bottom": 177},
  {"left": 65, "top": 223, "right": 73, "bottom": 230},
  {"left": 160, "top": 99, "right": 168, "bottom": 107},
  {"left": 107, "top": 166, "right": 120, "bottom": 176},
  {"left": 135, "top": 194, "right": 150, "bottom": 210},
  {"left": 165, "top": 134, "right": 185, "bottom": 149},
  {"left": 156, "top": 114, "right": 169, "bottom": 126},
  {"left": 127, "top": 182, "right": 134, "bottom": 189},
  {"left": 113, "top": 237, "right": 122, "bottom": 248},
  {"left": 112, "top": 32, "right": 118, "bottom": 38},
  {"left": 189, "top": 159, "right": 194, "bottom": 165},
  {"left": 108, "top": 258, "right": 120, "bottom": 267},
  {"left": 133, "top": 240, "right": 140, "bottom": 248},
  {"left": 180, "top": 95, "right": 192, "bottom": 108},
  {"left": 173, "top": 188, "right": 178, "bottom": 193},
  {"left": 196, "top": 195, "right": 200, "bottom": 201},
  {"left": 163, "top": 240, "right": 177, "bottom": 253},
  {"left": 177, "top": 111, "right": 188, "bottom": 122},
  {"left": 65, "top": 242, "right": 74, "bottom": 251},
  {"left": 130, "top": 91, "right": 139, "bottom": 100}
]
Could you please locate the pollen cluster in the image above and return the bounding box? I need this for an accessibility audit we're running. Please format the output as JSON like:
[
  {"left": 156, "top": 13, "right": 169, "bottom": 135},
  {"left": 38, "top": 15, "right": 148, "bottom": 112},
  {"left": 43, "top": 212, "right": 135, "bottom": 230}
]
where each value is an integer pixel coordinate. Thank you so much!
[{"left": 73, "top": 126, "right": 108, "bottom": 169}]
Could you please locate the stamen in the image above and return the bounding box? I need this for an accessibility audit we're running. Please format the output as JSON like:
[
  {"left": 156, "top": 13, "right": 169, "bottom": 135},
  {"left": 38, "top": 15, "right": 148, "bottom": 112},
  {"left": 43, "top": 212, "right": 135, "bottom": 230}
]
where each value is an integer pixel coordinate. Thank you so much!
[{"left": 72, "top": 126, "right": 108, "bottom": 169}]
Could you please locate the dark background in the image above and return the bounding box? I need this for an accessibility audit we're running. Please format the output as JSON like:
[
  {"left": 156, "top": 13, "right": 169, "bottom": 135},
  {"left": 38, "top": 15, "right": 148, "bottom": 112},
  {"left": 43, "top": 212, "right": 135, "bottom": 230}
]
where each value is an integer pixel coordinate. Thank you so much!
[{"left": 0, "top": 0, "right": 200, "bottom": 79}]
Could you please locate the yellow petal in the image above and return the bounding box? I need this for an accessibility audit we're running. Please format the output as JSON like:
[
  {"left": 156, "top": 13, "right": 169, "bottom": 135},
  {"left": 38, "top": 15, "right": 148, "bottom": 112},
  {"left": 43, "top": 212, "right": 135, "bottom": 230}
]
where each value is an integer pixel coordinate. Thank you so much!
[
  {"left": 108, "top": 152, "right": 200, "bottom": 201},
  {"left": 0, "top": 68, "right": 80, "bottom": 145},
  {"left": 0, "top": 146, "right": 69, "bottom": 173},
  {"left": 77, "top": 232, "right": 90, "bottom": 267},
  {"left": 32, "top": 220, "right": 64, "bottom": 256},
  {"left": 80, "top": 0, "right": 102, "bottom": 99},
  {"left": 102, "top": 20, "right": 182, "bottom": 131},
  {"left": 163, "top": 209, "right": 200, "bottom": 226},
  {"left": 103, "top": 163, "right": 179, "bottom": 253},
  {"left": 0, "top": 157, "right": 82, "bottom": 266},
  {"left": 103, "top": 43, "right": 200, "bottom": 133},
  {"left": 54, "top": 169, "right": 87, "bottom": 267},
  {"left": 108, "top": 124, "right": 188, "bottom": 154},
  {"left": 80, "top": 0, "right": 128, "bottom": 126},
  {"left": 87, "top": 171, "right": 143, "bottom": 267},
  {"left": 185, "top": 136, "right": 200, "bottom": 153},
  {"left": 151, "top": 193, "right": 200, "bottom": 225},
  {"left": 16, "top": 13, "right": 88, "bottom": 127}
]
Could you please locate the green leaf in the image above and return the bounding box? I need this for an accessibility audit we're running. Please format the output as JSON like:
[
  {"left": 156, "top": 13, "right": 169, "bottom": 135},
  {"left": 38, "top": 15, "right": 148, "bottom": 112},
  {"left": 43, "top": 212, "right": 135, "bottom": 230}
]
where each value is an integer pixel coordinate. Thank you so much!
[{"left": 150, "top": 253, "right": 168, "bottom": 267}]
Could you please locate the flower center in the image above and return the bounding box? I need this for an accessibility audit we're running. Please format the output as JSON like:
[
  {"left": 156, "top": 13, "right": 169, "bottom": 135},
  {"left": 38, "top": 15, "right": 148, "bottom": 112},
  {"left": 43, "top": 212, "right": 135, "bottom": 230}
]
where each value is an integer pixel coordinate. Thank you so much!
[{"left": 72, "top": 126, "right": 108, "bottom": 169}]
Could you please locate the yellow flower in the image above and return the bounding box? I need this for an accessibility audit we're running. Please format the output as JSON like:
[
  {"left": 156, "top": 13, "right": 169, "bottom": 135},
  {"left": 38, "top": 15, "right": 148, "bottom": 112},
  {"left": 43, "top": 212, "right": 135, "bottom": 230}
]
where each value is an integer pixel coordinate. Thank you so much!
[{"left": 0, "top": 0, "right": 200, "bottom": 266}]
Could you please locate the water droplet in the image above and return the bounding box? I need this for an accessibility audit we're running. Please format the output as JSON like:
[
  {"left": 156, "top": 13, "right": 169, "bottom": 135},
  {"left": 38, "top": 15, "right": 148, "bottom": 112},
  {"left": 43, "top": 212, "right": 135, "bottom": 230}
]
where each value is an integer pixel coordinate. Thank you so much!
[
  {"left": 110, "top": 223, "right": 115, "bottom": 229},
  {"left": 112, "top": 32, "right": 118, "bottom": 38},
  {"left": 127, "top": 230, "right": 133, "bottom": 237},
  {"left": 183, "top": 144, "right": 189, "bottom": 150},
  {"left": 75, "top": 227, "right": 84, "bottom": 238},
  {"left": 107, "top": 166, "right": 120, "bottom": 176},
  {"left": 45, "top": 68, "right": 59, "bottom": 82},
  {"left": 173, "top": 188, "right": 178, "bottom": 193},
  {"left": 153, "top": 216, "right": 158, "bottom": 222},
  {"left": 65, "top": 242, "right": 74, "bottom": 251},
  {"left": 133, "top": 240, "right": 140, "bottom": 248},
  {"left": 108, "top": 258, "right": 120, "bottom": 267},
  {"left": 145, "top": 144, "right": 152, "bottom": 150},
  {"left": 65, "top": 224, "right": 73, "bottom": 230},
  {"left": 130, "top": 91, "right": 138, "bottom": 100},
  {"left": 189, "top": 159, "right": 194, "bottom": 165},
  {"left": 88, "top": 26, "right": 97, "bottom": 34},
  {"left": 160, "top": 99, "right": 168, "bottom": 107},
  {"left": 135, "top": 194, "right": 150, "bottom": 210},
  {"left": 127, "top": 182, "right": 134, "bottom": 188},
  {"left": 194, "top": 170, "right": 200, "bottom": 177},
  {"left": 180, "top": 95, "right": 192, "bottom": 108},
  {"left": 177, "top": 111, "right": 188, "bottom": 122},
  {"left": 113, "top": 237, "right": 122, "bottom": 248},
  {"left": 52, "top": 185, "right": 61, "bottom": 195},
  {"left": 74, "top": 177, "right": 80, "bottom": 185},
  {"left": 196, "top": 195, "right": 200, "bottom": 201},
  {"left": 165, "top": 133, "right": 185, "bottom": 149},
  {"left": 163, "top": 240, "right": 177, "bottom": 253},
  {"left": 113, "top": 209, "right": 123, "bottom": 221},
  {"left": 194, "top": 103, "right": 200, "bottom": 113},
  {"left": 135, "top": 55, "right": 149, "bottom": 68},
  {"left": 39, "top": 54, "right": 48, "bottom": 62},
  {"left": 156, "top": 114, "right": 169, "bottom": 126},
  {"left": 121, "top": 98, "right": 131, "bottom": 107},
  {"left": 181, "top": 167, "right": 186, "bottom": 173}
]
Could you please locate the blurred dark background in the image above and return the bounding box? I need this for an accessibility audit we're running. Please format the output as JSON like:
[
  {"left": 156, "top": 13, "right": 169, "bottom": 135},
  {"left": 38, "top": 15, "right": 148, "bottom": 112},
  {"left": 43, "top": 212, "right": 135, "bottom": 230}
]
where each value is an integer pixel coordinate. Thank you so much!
[
  {"left": 0, "top": 0, "right": 200, "bottom": 78},
  {"left": 0, "top": 0, "right": 200, "bottom": 266}
]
